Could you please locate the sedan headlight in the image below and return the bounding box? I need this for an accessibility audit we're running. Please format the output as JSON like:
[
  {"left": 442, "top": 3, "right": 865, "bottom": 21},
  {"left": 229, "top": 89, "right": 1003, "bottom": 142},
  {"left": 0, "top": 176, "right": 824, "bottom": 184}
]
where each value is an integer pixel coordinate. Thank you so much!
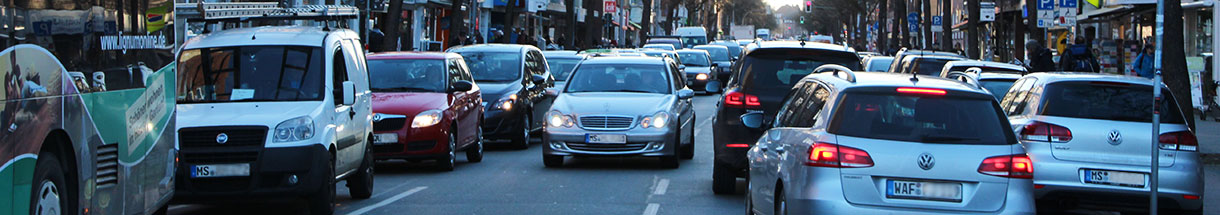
[
  {"left": 411, "top": 110, "right": 443, "bottom": 128},
  {"left": 493, "top": 94, "right": 518, "bottom": 111},
  {"left": 695, "top": 73, "right": 709, "bottom": 81},
  {"left": 274, "top": 116, "right": 315, "bottom": 142},
  {"left": 639, "top": 112, "right": 671, "bottom": 129},
  {"left": 546, "top": 111, "right": 575, "bottom": 128}
]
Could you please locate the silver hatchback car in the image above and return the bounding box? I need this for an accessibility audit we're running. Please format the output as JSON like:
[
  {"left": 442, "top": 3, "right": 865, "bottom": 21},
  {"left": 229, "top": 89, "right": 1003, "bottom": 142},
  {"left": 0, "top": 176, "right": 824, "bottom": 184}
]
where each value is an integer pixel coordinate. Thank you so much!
[
  {"left": 742, "top": 68, "right": 1036, "bottom": 214},
  {"left": 542, "top": 56, "right": 697, "bottom": 168},
  {"left": 1002, "top": 73, "right": 1202, "bottom": 213}
]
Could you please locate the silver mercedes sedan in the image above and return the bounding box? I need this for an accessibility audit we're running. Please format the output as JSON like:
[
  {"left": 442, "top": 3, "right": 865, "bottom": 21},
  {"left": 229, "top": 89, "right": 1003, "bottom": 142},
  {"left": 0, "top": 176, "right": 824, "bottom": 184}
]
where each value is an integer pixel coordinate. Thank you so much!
[{"left": 542, "top": 56, "right": 697, "bottom": 168}]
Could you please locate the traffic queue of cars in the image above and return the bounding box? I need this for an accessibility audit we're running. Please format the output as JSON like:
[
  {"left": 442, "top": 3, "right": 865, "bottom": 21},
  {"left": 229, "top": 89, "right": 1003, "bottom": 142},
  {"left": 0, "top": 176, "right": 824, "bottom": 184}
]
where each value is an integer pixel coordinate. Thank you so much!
[{"left": 730, "top": 45, "right": 1202, "bottom": 214}]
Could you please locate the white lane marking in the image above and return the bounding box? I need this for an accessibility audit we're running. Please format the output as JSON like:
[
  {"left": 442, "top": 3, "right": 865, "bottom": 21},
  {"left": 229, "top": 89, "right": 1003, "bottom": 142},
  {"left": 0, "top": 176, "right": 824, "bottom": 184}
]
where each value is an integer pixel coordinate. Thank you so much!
[
  {"left": 346, "top": 186, "right": 428, "bottom": 215},
  {"left": 643, "top": 203, "right": 661, "bottom": 215},
  {"left": 652, "top": 179, "right": 670, "bottom": 195},
  {"left": 368, "top": 178, "right": 416, "bottom": 199},
  {"left": 168, "top": 205, "right": 189, "bottom": 211}
]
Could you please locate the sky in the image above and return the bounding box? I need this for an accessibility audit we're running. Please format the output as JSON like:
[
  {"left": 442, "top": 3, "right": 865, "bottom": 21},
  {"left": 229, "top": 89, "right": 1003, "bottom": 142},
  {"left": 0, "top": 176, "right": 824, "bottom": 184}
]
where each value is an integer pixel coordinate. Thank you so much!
[{"left": 763, "top": 0, "right": 802, "bottom": 11}]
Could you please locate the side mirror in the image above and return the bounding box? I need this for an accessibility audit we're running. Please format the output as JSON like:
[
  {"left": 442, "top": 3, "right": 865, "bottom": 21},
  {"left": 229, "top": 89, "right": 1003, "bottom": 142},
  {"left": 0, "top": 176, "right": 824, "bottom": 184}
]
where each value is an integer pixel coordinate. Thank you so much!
[
  {"left": 545, "top": 88, "right": 560, "bottom": 97},
  {"left": 677, "top": 89, "right": 695, "bottom": 99},
  {"left": 342, "top": 81, "right": 355, "bottom": 105},
  {"left": 705, "top": 81, "right": 722, "bottom": 93},
  {"left": 531, "top": 74, "right": 547, "bottom": 85},
  {"left": 732, "top": 57, "right": 739, "bottom": 61},
  {"left": 678, "top": 64, "right": 687, "bottom": 72},
  {"left": 740, "top": 111, "right": 765, "bottom": 129},
  {"left": 450, "top": 80, "right": 473, "bottom": 92}
]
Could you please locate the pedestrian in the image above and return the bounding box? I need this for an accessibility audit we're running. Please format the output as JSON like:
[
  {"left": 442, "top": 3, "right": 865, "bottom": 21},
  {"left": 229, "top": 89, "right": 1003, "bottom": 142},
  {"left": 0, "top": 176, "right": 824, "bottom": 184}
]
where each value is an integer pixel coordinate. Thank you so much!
[
  {"left": 1024, "top": 40, "right": 1057, "bottom": 72},
  {"left": 1058, "top": 36, "right": 1101, "bottom": 73},
  {"left": 1133, "top": 44, "right": 1156, "bottom": 78}
]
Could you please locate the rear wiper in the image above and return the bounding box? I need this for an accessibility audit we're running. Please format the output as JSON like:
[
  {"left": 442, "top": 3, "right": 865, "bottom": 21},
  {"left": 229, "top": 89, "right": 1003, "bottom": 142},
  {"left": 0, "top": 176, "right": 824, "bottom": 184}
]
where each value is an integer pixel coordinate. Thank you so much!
[{"left": 918, "top": 135, "right": 979, "bottom": 143}]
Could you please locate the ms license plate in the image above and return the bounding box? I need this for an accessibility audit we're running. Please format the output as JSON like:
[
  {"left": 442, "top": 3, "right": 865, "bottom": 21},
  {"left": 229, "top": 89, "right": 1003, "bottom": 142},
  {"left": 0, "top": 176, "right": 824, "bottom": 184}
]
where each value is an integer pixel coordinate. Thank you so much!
[
  {"left": 190, "top": 164, "right": 250, "bottom": 178},
  {"left": 1084, "top": 169, "right": 1147, "bottom": 188},
  {"left": 886, "top": 180, "right": 963, "bottom": 202},
  {"left": 586, "top": 134, "right": 627, "bottom": 144}
]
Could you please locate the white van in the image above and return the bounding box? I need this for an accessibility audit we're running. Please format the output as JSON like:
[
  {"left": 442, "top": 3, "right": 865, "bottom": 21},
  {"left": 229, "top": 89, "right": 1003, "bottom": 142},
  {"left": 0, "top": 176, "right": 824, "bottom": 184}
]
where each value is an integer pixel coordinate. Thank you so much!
[
  {"left": 171, "top": 3, "right": 374, "bottom": 215},
  {"left": 674, "top": 26, "right": 709, "bottom": 48}
]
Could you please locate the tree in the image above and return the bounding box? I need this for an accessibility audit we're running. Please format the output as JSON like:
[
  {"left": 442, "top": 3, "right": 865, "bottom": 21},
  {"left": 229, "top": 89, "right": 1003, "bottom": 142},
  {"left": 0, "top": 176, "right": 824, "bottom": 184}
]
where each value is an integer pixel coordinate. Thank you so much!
[
  {"left": 1163, "top": 0, "right": 1197, "bottom": 130},
  {"left": 878, "top": 0, "right": 888, "bottom": 53},
  {"left": 967, "top": 0, "right": 979, "bottom": 58},
  {"left": 383, "top": 0, "right": 404, "bottom": 50},
  {"left": 449, "top": 0, "right": 465, "bottom": 48},
  {"left": 566, "top": 0, "right": 577, "bottom": 48},
  {"left": 922, "top": 0, "right": 931, "bottom": 48},
  {"left": 502, "top": 0, "right": 521, "bottom": 43},
  {"left": 940, "top": 0, "right": 950, "bottom": 51},
  {"left": 641, "top": 0, "right": 653, "bottom": 38}
]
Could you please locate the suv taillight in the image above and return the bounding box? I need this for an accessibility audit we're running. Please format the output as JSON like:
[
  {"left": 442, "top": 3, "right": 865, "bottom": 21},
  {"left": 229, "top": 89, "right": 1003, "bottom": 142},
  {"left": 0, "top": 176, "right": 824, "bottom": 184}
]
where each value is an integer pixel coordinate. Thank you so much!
[
  {"left": 724, "top": 91, "right": 761, "bottom": 109},
  {"left": 1020, "top": 121, "right": 1072, "bottom": 143},
  {"left": 806, "top": 143, "right": 873, "bottom": 168},
  {"left": 978, "top": 154, "right": 1034, "bottom": 179},
  {"left": 1159, "top": 131, "right": 1198, "bottom": 151}
]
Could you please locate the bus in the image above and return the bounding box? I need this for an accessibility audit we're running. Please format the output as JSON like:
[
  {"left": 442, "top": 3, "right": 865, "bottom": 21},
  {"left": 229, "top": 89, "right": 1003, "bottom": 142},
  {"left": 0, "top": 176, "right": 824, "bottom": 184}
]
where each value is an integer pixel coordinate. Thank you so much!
[{"left": 0, "top": 1, "right": 177, "bottom": 215}]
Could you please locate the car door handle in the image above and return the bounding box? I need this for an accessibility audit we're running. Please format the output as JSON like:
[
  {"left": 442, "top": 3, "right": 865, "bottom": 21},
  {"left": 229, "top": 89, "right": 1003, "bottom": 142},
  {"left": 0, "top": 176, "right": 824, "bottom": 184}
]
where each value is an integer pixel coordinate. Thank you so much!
[{"left": 349, "top": 109, "right": 356, "bottom": 118}]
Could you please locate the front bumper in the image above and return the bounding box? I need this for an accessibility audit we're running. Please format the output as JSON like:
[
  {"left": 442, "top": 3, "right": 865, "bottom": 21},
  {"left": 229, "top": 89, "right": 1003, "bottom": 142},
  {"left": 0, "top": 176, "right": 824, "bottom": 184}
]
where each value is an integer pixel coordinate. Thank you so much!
[
  {"left": 173, "top": 144, "right": 329, "bottom": 203},
  {"left": 684, "top": 73, "right": 713, "bottom": 89},
  {"left": 542, "top": 129, "right": 677, "bottom": 157},
  {"left": 482, "top": 108, "right": 527, "bottom": 139},
  {"left": 1028, "top": 146, "right": 1204, "bottom": 211},
  {"left": 372, "top": 124, "right": 448, "bottom": 160}
]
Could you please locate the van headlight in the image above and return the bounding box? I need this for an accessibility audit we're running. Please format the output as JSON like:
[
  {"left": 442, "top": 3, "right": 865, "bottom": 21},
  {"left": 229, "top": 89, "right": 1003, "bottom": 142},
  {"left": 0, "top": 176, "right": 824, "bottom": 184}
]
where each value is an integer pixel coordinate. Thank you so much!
[
  {"left": 546, "top": 111, "right": 575, "bottom": 128},
  {"left": 411, "top": 110, "right": 444, "bottom": 128},
  {"left": 274, "top": 116, "right": 315, "bottom": 142},
  {"left": 639, "top": 112, "right": 671, "bottom": 129}
]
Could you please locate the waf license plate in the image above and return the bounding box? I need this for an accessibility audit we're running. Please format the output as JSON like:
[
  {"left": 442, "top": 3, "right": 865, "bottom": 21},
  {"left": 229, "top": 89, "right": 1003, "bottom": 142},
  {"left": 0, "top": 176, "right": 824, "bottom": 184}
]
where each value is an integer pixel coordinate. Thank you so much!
[
  {"left": 190, "top": 163, "right": 250, "bottom": 178},
  {"left": 586, "top": 133, "right": 627, "bottom": 144},
  {"left": 886, "top": 180, "right": 963, "bottom": 202},
  {"left": 1084, "top": 169, "right": 1147, "bottom": 188}
]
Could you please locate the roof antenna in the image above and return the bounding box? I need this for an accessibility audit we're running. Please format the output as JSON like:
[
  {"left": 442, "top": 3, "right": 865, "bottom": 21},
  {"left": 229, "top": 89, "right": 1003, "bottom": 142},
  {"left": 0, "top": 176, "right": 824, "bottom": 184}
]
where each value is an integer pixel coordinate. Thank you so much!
[{"left": 910, "top": 72, "right": 919, "bottom": 82}]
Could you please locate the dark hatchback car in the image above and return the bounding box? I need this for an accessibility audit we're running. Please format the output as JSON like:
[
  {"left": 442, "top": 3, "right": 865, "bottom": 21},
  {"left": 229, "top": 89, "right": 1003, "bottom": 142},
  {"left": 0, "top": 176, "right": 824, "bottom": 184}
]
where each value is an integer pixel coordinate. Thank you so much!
[
  {"left": 449, "top": 44, "right": 556, "bottom": 149},
  {"left": 645, "top": 38, "right": 684, "bottom": 51},
  {"left": 711, "top": 41, "right": 861, "bottom": 194}
]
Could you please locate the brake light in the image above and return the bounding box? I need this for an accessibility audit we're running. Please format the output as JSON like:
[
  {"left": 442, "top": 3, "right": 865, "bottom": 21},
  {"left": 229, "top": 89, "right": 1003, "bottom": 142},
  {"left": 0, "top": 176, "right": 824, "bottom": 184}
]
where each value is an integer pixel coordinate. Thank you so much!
[
  {"left": 1184, "top": 194, "right": 1200, "bottom": 200},
  {"left": 724, "top": 91, "right": 762, "bottom": 108},
  {"left": 896, "top": 87, "right": 947, "bottom": 96},
  {"left": 978, "top": 154, "right": 1034, "bottom": 179},
  {"left": 1159, "top": 131, "right": 1198, "bottom": 151},
  {"left": 1020, "top": 121, "right": 1073, "bottom": 143},
  {"left": 725, "top": 143, "right": 751, "bottom": 148},
  {"left": 805, "top": 143, "right": 873, "bottom": 168}
]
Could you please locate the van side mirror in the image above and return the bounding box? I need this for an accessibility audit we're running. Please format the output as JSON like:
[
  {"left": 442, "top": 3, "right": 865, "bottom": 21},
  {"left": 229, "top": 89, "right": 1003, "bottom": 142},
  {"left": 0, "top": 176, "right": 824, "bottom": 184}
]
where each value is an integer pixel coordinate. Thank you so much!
[
  {"left": 342, "top": 81, "right": 355, "bottom": 105},
  {"left": 450, "top": 80, "right": 473, "bottom": 92},
  {"left": 740, "top": 111, "right": 765, "bottom": 129}
]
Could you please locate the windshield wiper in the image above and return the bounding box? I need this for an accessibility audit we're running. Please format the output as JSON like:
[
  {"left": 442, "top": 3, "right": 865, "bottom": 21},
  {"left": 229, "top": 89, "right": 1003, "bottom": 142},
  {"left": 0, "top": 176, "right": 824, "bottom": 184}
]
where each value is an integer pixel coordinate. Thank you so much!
[
  {"left": 918, "top": 135, "right": 979, "bottom": 143},
  {"left": 373, "top": 87, "right": 436, "bottom": 92},
  {"left": 607, "top": 89, "right": 658, "bottom": 93}
]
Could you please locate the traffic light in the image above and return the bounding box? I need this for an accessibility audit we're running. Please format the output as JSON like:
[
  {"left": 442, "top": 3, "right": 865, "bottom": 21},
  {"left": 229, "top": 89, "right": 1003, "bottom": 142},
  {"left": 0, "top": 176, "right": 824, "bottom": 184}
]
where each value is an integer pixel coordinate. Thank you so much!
[
  {"left": 804, "top": 1, "right": 812, "bottom": 12},
  {"left": 800, "top": 16, "right": 805, "bottom": 24}
]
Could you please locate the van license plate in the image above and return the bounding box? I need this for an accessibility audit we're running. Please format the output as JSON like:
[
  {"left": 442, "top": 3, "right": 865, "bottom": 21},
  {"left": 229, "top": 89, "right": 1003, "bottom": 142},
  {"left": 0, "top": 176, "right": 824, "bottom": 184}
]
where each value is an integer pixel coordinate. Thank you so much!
[
  {"left": 190, "top": 164, "right": 250, "bottom": 178},
  {"left": 586, "top": 134, "right": 627, "bottom": 144},
  {"left": 886, "top": 180, "right": 962, "bottom": 202},
  {"left": 1083, "top": 169, "right": 1146, "bottom": 188}
]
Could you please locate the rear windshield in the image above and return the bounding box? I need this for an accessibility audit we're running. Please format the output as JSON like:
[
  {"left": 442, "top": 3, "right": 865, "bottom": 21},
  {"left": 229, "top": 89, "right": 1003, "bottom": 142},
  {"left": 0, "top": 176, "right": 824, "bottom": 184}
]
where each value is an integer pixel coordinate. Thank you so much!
[
  {"left": 829, "top": 92, "right": 1015, "bottom": 145},
  {"left": 947, "top": 66, "right": 1023, "bottom": 74},
  {"left": 1040, "top": 81, "right": 1185, "bottom": 123},
  {"left": 738, "top": 50, "right": 860, "bottom": 97},
  {"left": 912, "top": 58, "right": 954, "bottom": 75},
  {"left": 866, "top": 58, "right": 893, "bottom": 72},
  {"left": 979, "top": 79, "right": 1017, "bottom": 100},
  {"left": 546, "top": 58, "right": 581, "bottom": 81},
  {"left": 697, "top": 47, "right": 731, "bottom": 61},
  {"left": 678, "top": 52, "right": 711, "bottom": 67}
]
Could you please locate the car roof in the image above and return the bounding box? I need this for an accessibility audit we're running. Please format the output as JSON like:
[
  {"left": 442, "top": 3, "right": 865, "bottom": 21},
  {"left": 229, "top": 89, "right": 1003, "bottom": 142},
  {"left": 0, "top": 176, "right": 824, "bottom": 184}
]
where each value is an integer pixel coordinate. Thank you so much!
[
  {"left": 543, "top": 50, "right": 578, "bottom": 55},
  {"left": 676, "top": 49, "right": 710, "bottom": 54},
  {"left": 182, "top": 26, "right": 342, "bottom": 49},
  {"left": 693, "top": 45, "right": 728, "bottom": 50},
  {"left": 580, "top": 56, "right": 667, "bottom": 65},
  {"left": 446, "top": 43, "right": 529, "bottom": 53},
  {"left": 367, "top": 51, "right": 455, "bottom": 60},
  {"left": 943, "top": 60, "right": 1025, "bottom": 71},
  {"left": 806, "top": 72, "right": 986, "bottom": 94},
  {"left": 897, "top": 49, "right": 965, "bottom": 58},
  {"left": 901, "top": 55, "right": 963, "bottom": 61},
  {"left": 978, "top": 73, "right": 1024, "bottom": 80},
  {"left": 647, "top": 38, "right": 681, "bottom": 42},
  {"left": 749, "top": 41, "right": 851, "bottom": 52},
  {"left": 709, "top": 41, "right": 740, "bottom": 47},
  {"left": 866, "top": 56, "right": 894, "bottom": 61},
  {"left": 1021, "top": 72, "right": 1156, "bottom": 86}
]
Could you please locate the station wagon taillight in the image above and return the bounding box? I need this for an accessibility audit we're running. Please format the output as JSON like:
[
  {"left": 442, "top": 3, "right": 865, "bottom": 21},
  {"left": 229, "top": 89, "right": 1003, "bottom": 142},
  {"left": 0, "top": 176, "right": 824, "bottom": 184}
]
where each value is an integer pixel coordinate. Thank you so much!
[
  {"left": 724, "top": 91, "right": 761, "bottom": 109},
  {"left": 806, "top": 143, "right": 873, "bottom": 168},
  {"left": 978, "top": 154, "right": 1034, "bottom": 179},
  {"left": 1158, "top": 131, "right": 1198, "bottom": 151},
  {"left": 1020, "top": 121, "right": 1073, "bottom": 143}
]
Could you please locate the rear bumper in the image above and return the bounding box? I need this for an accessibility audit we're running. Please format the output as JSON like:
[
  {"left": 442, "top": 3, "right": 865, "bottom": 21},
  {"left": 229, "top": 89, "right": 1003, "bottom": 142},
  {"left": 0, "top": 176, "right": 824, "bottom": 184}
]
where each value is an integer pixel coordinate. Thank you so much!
[
  {"left": 542, "top": 129, "right": 677, "bottom": 157},
  {"left": 1026, "top": 143, "right": 1203, "bottom": 211},
  {"left": 712, "top": 119, "right": 761, "bottom": 172},
  {"left": 173, "top": 144, "right": 329, "bottom": 203},
  {"left": 778, "top": 168, "right": 1035, "bottom": 214}
]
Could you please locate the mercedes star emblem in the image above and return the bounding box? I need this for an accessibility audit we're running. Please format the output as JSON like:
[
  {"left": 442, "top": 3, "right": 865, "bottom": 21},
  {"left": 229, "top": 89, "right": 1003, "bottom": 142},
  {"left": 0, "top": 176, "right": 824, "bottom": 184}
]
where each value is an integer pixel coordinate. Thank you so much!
[
  {"left": 216, "top": 133, "right": 229, "bottom": 144},
  {"left": 917, "top": 153, "right": 935, "bottom": 171}
]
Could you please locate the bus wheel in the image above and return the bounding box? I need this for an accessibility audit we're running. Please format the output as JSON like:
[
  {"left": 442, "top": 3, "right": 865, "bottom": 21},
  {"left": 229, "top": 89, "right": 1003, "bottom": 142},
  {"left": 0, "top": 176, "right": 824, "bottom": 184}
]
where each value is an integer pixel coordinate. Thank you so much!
[{"left": 31, "top": 153, "right": 74, "bottom": 215}]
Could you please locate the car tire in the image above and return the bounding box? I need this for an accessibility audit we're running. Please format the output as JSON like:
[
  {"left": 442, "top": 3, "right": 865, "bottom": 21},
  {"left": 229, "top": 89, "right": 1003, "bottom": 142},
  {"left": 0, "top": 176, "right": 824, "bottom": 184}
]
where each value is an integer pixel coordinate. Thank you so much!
[
  {"left": 31, "top": 152, "right": 75, "bottom": 215},
  {"left": 438, "top": 131, "right": 457, "bottom": 171},
  {"left": 681, "top": 114, "right": 695, "bottom": 160},
  {"left": 346, "top": 143, "right": 374, "bottom": 199},
  {"left": 466, "top": 126, "right": 485, "bottom": 163},
  {"left": 659, "top": 141, "right": 680, "bottom": 169},
  {"left": 774, "top": 187, "right": 787, "bottom": 215},
  {"left": 712, "top": 162, "right": 736, "bottom": 194},
  {"left": 308, "top": 156, "right": 336, "bottom": 215},
  {"left": 745, "top": 183, "right": 756, "bottom": 215},
  {"left": 543, "top": 154, "right": 564, "bottom": 167},
  {"left": 510, "top": 114, "right": 531, "bottom": 150}
]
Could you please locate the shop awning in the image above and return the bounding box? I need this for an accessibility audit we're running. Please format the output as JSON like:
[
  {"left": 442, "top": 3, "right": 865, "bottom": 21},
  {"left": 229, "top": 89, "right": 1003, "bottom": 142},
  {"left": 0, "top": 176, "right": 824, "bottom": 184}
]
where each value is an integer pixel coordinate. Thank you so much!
[
  {"left": 1183, "top": 0, "right": 1213, "bottom": 9},
  {"left": 1077, "top": 6, "right": 1133, "bottom": 20}
]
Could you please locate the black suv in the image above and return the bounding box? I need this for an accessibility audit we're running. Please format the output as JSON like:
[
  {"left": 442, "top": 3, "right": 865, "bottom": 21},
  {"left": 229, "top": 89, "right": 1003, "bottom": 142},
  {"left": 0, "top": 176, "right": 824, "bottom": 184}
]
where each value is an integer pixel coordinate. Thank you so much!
[{"left": 711, "top": 41, "right": 861, "bottom": 194}]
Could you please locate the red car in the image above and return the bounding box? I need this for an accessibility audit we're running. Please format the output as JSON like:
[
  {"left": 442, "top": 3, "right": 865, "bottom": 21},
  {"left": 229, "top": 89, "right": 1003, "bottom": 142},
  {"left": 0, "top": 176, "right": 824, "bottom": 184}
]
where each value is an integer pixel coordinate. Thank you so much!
[{"left": 367, "top": 52, "right": 484, "bottom": 171}]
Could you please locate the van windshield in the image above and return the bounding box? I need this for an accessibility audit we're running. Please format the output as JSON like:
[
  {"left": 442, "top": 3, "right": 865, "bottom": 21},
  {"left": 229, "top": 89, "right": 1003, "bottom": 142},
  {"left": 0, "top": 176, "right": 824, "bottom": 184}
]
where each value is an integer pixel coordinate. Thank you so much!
[{"left": 177, "top": 46, "right": 325, "bottom": 103}]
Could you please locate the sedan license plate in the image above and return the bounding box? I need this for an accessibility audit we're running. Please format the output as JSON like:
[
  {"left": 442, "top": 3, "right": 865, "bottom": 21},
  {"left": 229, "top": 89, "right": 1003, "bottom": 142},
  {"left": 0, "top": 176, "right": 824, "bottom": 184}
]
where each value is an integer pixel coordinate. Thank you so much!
[
  {"left": 1083, "top": 169, "right": 1146, "bottom": 188},
  {"left": 886, "top": 180, "right": 963, "bottom": 202},
  {"left": 586, "top": 134, "right": 627, "bottom": 144},
  {"left": 373, "top": 133, "right": 399, "bottom": 145},
  {"left": 190, "top": 164, "right": 250, "bottom": 178}
]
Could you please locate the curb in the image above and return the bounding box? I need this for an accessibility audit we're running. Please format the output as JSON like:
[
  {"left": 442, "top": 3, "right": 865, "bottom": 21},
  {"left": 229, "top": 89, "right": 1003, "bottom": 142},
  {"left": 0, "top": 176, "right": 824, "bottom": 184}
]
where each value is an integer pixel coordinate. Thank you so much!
[{"left": 1204, "top": 153, "right": 1220, "bottom": 165}]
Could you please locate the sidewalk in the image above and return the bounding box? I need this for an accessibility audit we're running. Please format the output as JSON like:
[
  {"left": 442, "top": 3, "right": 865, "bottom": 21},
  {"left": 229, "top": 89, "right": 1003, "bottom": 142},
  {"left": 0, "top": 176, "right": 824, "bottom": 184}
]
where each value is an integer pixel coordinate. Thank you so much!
[
  {"left": 1199, "top": 120, "right": 1220, "bottom": 164},
  {"left": 1206, "top": 165, "right": 1218, "bottom": 214}
]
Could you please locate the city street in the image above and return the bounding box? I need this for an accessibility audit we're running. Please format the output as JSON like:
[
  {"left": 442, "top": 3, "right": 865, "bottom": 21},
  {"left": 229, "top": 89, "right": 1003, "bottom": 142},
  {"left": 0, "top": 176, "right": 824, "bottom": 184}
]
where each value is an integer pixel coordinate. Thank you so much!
[{"left": 169, "top": 94, "right": 744, "bottom": 215}]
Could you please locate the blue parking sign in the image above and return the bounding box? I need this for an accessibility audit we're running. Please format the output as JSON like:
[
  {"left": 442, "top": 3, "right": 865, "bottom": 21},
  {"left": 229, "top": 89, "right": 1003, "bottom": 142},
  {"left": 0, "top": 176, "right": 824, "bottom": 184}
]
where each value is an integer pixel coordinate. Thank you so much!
[
  {"left": 1060, "top": 0, "right": 1077, "bottom": 7},
  {"left": 32, "top": 21, "right": 51, "bottom": 36},
  {"left": 1038, "top": 0, "right": 1055, "bottom": 10},
  {"left": 931, "top": 16, "right": 942, "bottom": 26}
]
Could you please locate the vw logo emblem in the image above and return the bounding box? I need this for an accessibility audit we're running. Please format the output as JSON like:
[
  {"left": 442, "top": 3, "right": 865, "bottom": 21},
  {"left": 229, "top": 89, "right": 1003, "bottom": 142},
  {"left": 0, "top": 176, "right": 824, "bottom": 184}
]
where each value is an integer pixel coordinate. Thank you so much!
[
  {"left": 1107, "top": 130, "right": 1122, "bottom": 145},
  {"left": 216, "top": 133, "right": 229, "bottom": 144},
  {"left": 917, "top": 153, "right": 935, "bottom": 170}
]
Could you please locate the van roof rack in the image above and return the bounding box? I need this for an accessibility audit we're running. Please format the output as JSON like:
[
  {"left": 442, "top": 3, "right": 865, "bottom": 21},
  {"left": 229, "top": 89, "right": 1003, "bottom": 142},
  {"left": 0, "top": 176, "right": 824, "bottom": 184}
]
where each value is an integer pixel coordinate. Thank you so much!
[{"left": 177, "top": 2, "right": 358, "bottom": 31}]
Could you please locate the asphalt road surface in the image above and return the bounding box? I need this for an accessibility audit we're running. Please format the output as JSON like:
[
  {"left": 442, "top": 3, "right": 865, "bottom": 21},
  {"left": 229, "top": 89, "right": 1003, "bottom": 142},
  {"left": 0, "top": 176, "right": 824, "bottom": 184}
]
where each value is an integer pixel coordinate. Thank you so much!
[{"left": 168, "top": 94, "right": 744, "bottom": 215}]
